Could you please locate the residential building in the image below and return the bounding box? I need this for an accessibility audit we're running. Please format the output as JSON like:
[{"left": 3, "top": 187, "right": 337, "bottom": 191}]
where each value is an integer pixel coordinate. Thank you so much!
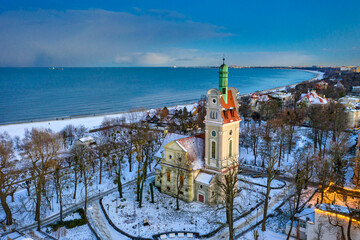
[
  {"left": 286, "top": 205, "right": 360, "bottom": 240},
  {"left": 338, "top": 96, "right": 360, "bottom": 128},
  {"left": 297, "top": 90, "right": 329, "bottom": 107}
]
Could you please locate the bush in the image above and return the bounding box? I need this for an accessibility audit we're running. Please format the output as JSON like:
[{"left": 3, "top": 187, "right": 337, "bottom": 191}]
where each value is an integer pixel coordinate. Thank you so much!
[{"left": 49, "top": 208, "right": 87, "bottom": 231}]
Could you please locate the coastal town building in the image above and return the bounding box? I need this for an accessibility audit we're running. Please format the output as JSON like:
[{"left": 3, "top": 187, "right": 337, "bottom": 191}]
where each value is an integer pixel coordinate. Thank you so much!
[
  {"left": 315, "top": 80, "right": 328, "bottom": 90},
  {"left": 249, "top": 91, "right": 294, "bottom": 112},
  {"left": 297, "top": 90, "right": 329, "bottom": 107},
  {"left": 286, "top": 205, "right": 360, "bottom": 240},
  {"left": 154, "top": 59, "right": 241, "bottom": 204},
  {"left": 338, "top": 96, "right": 360, "bottom": 128}
]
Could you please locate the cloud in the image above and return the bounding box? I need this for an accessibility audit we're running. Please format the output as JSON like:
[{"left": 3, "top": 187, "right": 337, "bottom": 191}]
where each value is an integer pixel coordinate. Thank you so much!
[{"left": 0, "top": 9, "right": 231, "bottom": 67}]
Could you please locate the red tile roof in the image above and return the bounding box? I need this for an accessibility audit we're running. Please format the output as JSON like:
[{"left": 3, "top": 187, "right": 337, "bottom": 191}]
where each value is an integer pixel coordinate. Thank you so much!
[{"left": 220, "top": 90, "right": 241, "bottom": 124}]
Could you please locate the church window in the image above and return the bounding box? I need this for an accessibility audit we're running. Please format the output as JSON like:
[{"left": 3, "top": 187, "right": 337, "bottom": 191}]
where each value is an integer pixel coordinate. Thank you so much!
[
  {"left": 169, "top": 154, "right": 172, "bottom": 159},
  {"left": 167, "top": 172, "right": 171, "bottom": 181},
  {"left": 222, "top": 88, "right": 226, "bottom": 94},
  {"left": 211, "top": 141, "right": 216, "bottom": 158},
  {"left": 212, "top": 98, "right": 217, "bottom": 104},
  {"left": 229, "top": 139, "right": 232, "bottom": 157},
  {"left": 212, "top": 191, "right": 215, "bottom": 196},
  {"left": 180, "top": 176, "right": 184, "bottom": 186},
  {"left": 229, "top": 130, "right": 233, "bottom": 136},
  {"left": 200, "top": 184, "right": 203, "bottom": 189},
  {"left": 211, "top": 130, "right": 216, "bottom": 137},
  {"left": 210, "top": 111, "right": 217, "bottom": 119}
]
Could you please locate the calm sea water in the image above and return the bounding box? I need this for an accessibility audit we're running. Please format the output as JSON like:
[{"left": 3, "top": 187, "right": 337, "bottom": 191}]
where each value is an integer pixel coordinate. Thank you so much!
[{"left": 0, "top": 67, "right": 315, "bottom": 125}]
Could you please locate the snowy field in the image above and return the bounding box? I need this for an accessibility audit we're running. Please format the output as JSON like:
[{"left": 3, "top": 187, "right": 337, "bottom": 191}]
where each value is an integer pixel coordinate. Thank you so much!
[
  {"left": 43, "top": 212, "right": 96, "bottom": 240},
  {"left": 101, "top": 175, "right": 286, "bottom": 238}
]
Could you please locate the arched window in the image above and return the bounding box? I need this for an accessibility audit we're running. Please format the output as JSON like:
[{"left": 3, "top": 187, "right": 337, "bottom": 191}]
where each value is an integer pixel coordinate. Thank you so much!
[
  {"left": 229, "top": 139, "right": 232, "bottom": 157},
  {"left": 210, "top": 111, "right": 218, "bottom": 119},
  {"left": 211, "top": 141, "right": 216, "bottom": 158}
]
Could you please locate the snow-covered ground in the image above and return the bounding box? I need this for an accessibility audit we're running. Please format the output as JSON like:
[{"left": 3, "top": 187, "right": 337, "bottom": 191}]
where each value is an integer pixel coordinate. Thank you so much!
[
  {"left": 100, "top": 174, "right": 286, "bottom": 238},
  {"left": 241, "top": 227, "right": 295, "bottom": 240},
  {"left": 43, "top": 224, "right": 96, "bottom": 240},
  {"left": 0, "top": 103, "right": 197, "bottom": 138}
]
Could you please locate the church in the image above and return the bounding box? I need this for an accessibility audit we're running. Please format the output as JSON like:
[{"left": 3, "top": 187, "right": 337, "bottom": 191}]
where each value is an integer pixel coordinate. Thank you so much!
[{"left": 154, "top": 59, "right": 241, "bottom": 205}]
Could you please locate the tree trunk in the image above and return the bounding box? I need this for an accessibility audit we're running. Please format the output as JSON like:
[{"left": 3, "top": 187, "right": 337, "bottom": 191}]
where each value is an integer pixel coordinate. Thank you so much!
[
  {"left": 73, "top": 174, "right": 78, "bottom": 199},
  {"left": 347, "top": 216, "right": 352, "bottom": 240},
  {"left": 99, "top": 158, "right": 103, "bottom": 185},
  {"left": 253, "top": 145, "right": 257, "bottom": 166},
  {"left": 117, "top": 173, "right": 123, "bottom": 198},
  {"left": 228, "top": 203, "right": 234, "bottom": 240},
  {"left": 261, "top": 181, "right": 271, "bottom": 231},
  {"left": 128, "top": 151, "right": 133, "bottom": 172},
  {"left": 0, "top": 193, "right": 13, "bottom": 225},
  {"left": 84, "top": 179, "right": 88, "bottom": 218},
  {"left": 35, "top": 181, "right": 42, "bottom": 231},
  {"left": 59, "top": 186, "right": 63, "bottom": 222}
]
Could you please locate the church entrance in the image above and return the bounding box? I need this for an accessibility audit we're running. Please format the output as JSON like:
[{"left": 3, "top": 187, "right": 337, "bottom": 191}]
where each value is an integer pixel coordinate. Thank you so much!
[{"left": 198, "top": 194, "right": 204, "bottom": 203}]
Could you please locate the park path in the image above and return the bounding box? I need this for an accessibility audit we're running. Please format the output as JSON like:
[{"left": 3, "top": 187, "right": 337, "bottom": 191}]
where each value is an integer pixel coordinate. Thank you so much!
[
  {"left": 208, "top": 183, "right": 294, "bottom": 240},
  {"left": 87, "top": 202, "right": 113, "bottom": 240}
]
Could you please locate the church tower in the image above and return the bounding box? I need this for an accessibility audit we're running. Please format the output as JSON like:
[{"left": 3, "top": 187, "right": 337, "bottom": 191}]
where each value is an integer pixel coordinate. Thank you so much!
[{"left": 204, "top": 59, "right": 241, "bottom": 172}]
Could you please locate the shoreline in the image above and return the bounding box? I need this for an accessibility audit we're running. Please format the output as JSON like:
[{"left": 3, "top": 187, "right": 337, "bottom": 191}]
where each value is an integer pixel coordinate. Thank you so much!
[
  {"left": 0, "top": 70, "right": 323, "bottom": 137},
  {"left": 238, "top": 69, "right": 324, "bottom": 98}
]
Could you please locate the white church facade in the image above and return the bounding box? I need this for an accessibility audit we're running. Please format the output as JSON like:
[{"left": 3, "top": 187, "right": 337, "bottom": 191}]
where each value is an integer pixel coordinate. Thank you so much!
[{"left": 154, "top": 59, "right": 241, "bottom": 204}]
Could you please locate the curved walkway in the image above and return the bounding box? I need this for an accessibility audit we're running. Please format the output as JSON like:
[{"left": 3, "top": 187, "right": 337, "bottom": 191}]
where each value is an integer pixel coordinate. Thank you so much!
[{"left": 96, "top": 176, "right": 288, "bottom": 240}]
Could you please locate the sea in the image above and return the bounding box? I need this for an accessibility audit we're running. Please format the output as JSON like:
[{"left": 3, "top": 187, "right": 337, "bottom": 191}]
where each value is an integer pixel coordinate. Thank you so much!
[{"left": 0, "top": 67, "right": 316, "bottom": 125}]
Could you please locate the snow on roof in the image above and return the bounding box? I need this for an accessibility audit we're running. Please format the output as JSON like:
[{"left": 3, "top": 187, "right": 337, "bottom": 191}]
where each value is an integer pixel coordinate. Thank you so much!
[
  {"left": 316, "top": 203, "right": 360, "bottom": 221},
  {"left": 251, "top": 93, "right": 259, "bottom": 99},
  {"left": 297, "top": 90, "right": 328, "bottom": 105},
  {"left": 154, "top": 133, "right": 187, "bottom": 158},
  {"left": 269, "top": 92, "right": 292, "bottom": 98},
  {"left": 296, "top": 207, "right": 315, "bottom": 222},
  {"left": 258, "top": 94, "right": 271, "bottom": 102},
  {"left": 195, "top": 172, "right": 214, "bottom": 185},
  {"left": 79, "top": 136, "right": 95, "bottom": 143},
  {"left": 317, "top": 204, "right": 351, "bottom": 215},
  {"left": 177, "top": 133, "right": 205, "bottom": 170}
]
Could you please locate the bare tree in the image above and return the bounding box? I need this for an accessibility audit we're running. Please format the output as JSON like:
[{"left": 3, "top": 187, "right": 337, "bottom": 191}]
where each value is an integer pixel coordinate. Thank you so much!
[
  {"left": 110, "top": 125, "right": 127, "bottom": 198},
  {"left": 53, "top": 157, "right": 69, "bottom": 222},
  {"left": 312, "top": 222, "right": 324, "bottom": 240},
  {"left": 21, "top": 128, "right": 62, "bottom": 230},
  {"left": 0, "top": 132, "right": 17, "bottom": 225},
  {"left": 286, "top": 148, "right": 311, "bottom": 240},
  {"left": 280, "top": 108, "right": 304, "bottom": 154},
  {"left": 249, "top": 123, "right": 261, "bottom": 166},
  {"left": 61, "top": 124, "right": 75, "bottom": 147},
  {"left": 260, "top": 144, "right": 285, "bottom": 231},
  {"left": 74, "top": 125, "right": 87, "bottom": 140},
  {"left": 215, "top": 158, "right": 241, "bottom": 240},
  {"left": 72, "top": 144, "right": 95, "bottom": 218},
  {"left": 315, "top": 155, "right": 332, "bottom": 204},
  {"left": 329, "top": 134, "right": 349, "bottom": 187},
  {"left": 195, "top": 95, "right": 207, "bottom": 132},
  {"left": 173, "top": 152, "right": 187, "bottom": 210}
]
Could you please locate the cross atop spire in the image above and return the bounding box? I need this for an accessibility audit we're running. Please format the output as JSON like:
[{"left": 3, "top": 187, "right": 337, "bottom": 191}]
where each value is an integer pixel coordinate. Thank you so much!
[{"left": 222, "top": 54, "right": 225, "bottom": 64}]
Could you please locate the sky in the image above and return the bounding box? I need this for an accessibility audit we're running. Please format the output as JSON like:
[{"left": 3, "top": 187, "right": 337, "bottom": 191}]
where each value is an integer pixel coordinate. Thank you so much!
[{"left": 0, "top": 0, "right": 359, "bottom": 67}]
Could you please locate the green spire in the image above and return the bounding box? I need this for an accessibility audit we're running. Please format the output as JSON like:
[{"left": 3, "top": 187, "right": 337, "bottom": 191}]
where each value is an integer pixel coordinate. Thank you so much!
[{"left": 219, "top": 57, "right": 228, "bottom": 103}]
